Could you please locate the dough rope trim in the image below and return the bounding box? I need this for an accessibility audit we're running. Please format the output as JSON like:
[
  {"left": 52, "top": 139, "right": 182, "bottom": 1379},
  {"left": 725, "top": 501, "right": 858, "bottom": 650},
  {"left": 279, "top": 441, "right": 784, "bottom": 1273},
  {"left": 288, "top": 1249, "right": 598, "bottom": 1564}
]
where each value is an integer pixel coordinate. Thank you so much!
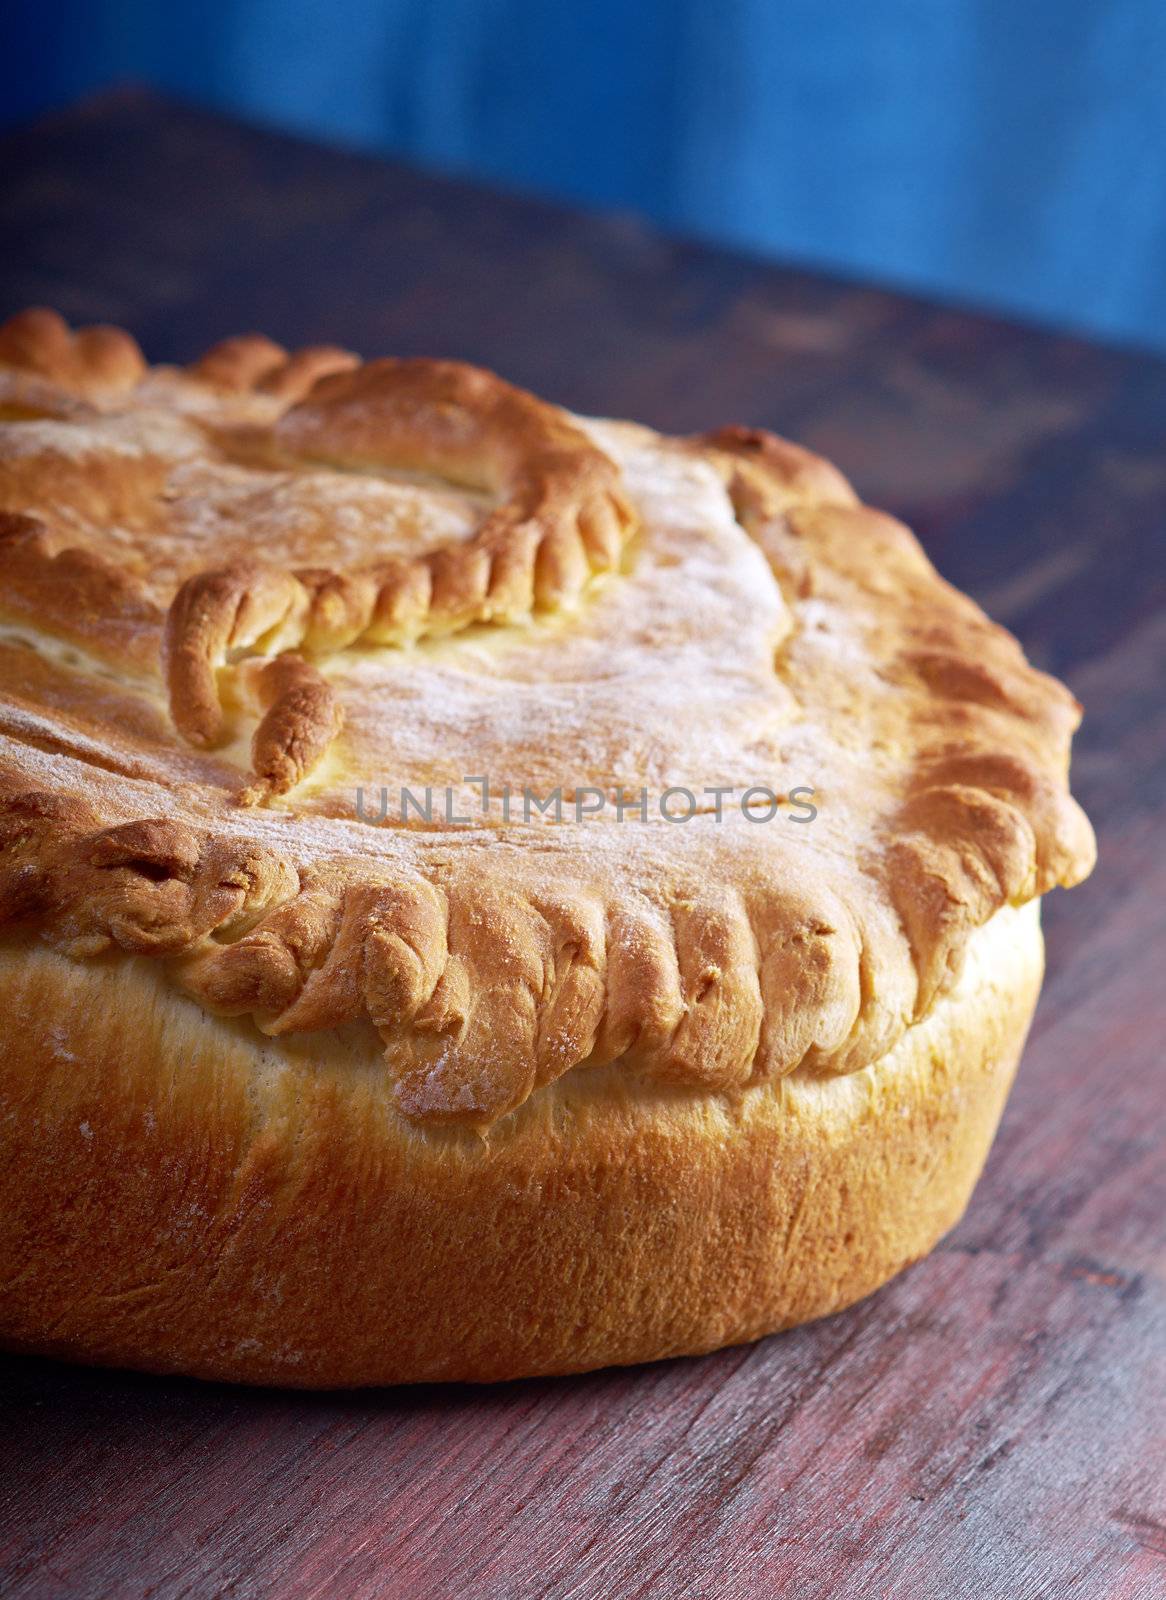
[
  {"left": 0, "top": 312, "right": 1097, "bottom": 1128},
  {"left": 163, "top": 356, "right": 639, "bottom": 795}
]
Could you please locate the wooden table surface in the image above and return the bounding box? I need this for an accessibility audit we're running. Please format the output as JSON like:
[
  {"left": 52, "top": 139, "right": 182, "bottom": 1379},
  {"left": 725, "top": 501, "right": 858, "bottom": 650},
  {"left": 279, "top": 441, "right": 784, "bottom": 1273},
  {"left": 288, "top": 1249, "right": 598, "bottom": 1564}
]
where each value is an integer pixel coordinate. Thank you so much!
[{"left": 0, "top": 89, "right": 1163, "bottom": 1600}]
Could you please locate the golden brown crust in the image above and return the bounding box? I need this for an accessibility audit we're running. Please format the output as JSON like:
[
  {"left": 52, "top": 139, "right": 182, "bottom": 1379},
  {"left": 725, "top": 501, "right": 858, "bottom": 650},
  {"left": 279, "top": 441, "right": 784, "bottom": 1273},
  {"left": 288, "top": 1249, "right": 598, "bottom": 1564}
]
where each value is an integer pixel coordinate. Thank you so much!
[
  {"left": 246, "top": 653, "right": 344, "bottom": 801},
  {"left": 0, "top": 898, "right": 1044, "bottom": 1385},
  {"left": 0, "top": 307, "right": 1094, "bottom": 1140},
  {"left": 702, "top": 433, "right": 1095, "bottom": 1013},
  {"left": 190, "top": 333, "right": 359, "bottom": 400},
  {"left": 275, "top": 356, "right": 638, "bottom": 634},
  {"left": 156, "top": 356, "right": 638, "bottom": 788},
  {"left": 701, "top": 422, "right": 862, "bottom": 510},
  {"left": 0, "top": 308, "right": 1097, "bottom": 1384},
  {"left": 163, "top": 562, "right": 310, "bottom": 748},
  {"left": 0, "top": 307, "right": 146, "bottom": 394},
  {"left": 0, "top": 510, "right": 163, "bottom": 669}
]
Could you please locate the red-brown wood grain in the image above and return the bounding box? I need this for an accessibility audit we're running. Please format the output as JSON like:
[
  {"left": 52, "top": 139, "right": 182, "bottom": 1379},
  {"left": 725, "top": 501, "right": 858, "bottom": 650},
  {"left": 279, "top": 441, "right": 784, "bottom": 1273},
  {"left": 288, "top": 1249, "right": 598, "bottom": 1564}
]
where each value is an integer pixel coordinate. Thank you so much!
[{"left": 0, "top": 88, "right": 1163, "bottom": 1600}]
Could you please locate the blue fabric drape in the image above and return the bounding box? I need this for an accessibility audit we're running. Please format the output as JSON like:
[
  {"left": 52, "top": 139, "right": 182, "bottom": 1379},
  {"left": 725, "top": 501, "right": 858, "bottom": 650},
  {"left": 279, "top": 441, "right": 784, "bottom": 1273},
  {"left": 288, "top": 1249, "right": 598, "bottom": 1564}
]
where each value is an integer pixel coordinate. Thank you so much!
[{"left": 6, "top": 0, "right": 1166, "bottom": 350}]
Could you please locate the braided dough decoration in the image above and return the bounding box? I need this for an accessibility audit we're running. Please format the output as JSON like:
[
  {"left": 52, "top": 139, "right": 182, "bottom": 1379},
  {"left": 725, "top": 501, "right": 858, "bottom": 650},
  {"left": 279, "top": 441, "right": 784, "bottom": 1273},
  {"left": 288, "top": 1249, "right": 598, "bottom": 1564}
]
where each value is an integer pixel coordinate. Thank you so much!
[
  {"left": 0, "top": 316, "right": 637, "bottom": 800},
  {"left": 163, "top": 356, "right": 637, "bottom": 792},
  {"left": 0, "top": 310, "right": 1095, "bottom": 1130}
]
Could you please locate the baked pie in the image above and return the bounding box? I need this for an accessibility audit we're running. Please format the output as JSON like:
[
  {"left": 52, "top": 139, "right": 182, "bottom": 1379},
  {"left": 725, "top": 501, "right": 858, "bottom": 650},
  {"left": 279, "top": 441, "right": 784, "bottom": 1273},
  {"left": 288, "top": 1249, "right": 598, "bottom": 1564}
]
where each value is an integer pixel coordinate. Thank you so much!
[{"left": 0, "top": 308, "right": 1095, "bottom": 1385}]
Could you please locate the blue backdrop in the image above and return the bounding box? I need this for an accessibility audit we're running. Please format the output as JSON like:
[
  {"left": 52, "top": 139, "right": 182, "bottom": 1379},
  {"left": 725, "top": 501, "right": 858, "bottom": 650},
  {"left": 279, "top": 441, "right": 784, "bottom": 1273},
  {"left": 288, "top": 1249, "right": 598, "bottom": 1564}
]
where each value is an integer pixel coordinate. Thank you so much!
[{"left": 7, "top": 0, "right": 1166, "bottom": 352}]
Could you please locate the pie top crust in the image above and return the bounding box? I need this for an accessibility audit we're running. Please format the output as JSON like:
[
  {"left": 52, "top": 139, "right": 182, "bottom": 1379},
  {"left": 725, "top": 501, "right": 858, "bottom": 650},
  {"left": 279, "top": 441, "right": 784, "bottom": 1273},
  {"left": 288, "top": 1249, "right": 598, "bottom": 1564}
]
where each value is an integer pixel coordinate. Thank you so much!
[{"left": 0, "top": 308, "right": 1095, "bottom": 1129}]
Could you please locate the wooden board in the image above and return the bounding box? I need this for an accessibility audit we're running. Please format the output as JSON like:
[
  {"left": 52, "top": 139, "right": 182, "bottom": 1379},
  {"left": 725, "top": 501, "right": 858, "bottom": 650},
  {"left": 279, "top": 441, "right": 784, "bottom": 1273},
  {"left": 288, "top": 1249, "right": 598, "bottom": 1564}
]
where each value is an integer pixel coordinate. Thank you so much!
[{"left": 1, "top": 88, "right": 1163, "bottom": 1600}]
